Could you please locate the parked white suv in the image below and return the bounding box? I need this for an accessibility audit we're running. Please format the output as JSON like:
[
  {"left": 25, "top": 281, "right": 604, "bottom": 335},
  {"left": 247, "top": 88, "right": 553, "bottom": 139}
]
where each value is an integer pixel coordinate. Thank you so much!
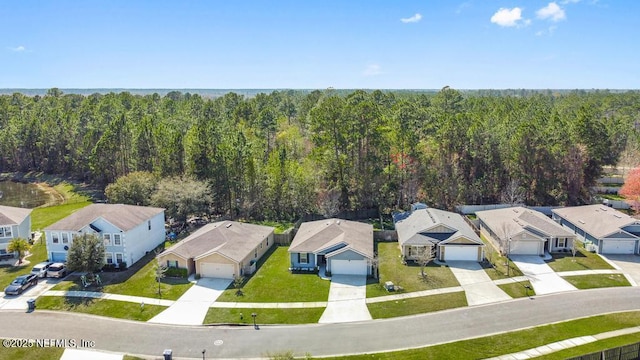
[
  {"left": 46, "top": 263, "right": 67, "bottom": 278},
  {"left": 31, "top": 261, "right": 53, "bottom": 278}
]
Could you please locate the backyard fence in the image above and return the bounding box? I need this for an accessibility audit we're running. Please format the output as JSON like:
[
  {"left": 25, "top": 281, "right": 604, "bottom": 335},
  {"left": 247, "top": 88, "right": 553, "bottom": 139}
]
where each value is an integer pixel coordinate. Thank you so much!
[
  {"left": 374, "top": 230, "right": 397, "bottom": 242},
  {"left": 274, "top": 229, "right": 295, "bottom": 246},
  {"left": 567, "top": 341, "right": 640, "bottom": 360}
]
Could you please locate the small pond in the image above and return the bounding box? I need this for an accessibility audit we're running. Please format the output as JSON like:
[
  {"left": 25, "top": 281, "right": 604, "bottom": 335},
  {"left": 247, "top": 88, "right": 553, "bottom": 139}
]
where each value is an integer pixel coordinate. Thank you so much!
[{"left": 0, "top": 181, "right": 50, "bottom": 208}]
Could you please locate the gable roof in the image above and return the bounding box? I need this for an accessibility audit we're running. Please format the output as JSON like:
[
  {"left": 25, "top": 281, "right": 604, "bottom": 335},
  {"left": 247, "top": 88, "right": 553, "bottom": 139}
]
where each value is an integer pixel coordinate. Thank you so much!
[
  {"left": 0, "top": 205, "right": 32, "bottom": 226},
  {"left": 45, "top": 204, "right": 164, "bottom": 232},
  {"left": 552, "top": 205, "right": 639, "bottom": 239},
  {"left": 163, "top": 221, "right": 274, "bottom": 263},
  {"left": 477, "top": 206, "right": 574, "bottom": 240},
  {"left": 288, "top": 219, "right": 374, "bottom": 259},
  {"left": 394, "top": 207, "right": 482, "bottom": 247}
]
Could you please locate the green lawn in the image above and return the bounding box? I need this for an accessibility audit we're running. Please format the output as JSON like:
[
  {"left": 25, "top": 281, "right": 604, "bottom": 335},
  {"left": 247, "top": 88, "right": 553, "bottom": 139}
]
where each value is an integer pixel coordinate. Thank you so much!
[
  {"left": 248, "top": 220, "right": 294, "bottom": 234},
  {"left": 216, "top": 246, "right": 331, "bottom": 302},
  {"left": 0, "top": 343, "right": 64, "bottom": 360},
  {"left": 0, "top": 242, "right": 48, "bottom": 290},
  {"left": 203, "top": 307, "right": 325, "bottom": 325},
  {"left": 545, "top": 247, "right": 613, "bottom": 272},
  {"left": 31, "top": 201, "right": 92, "bottom": 231},
  {"left": 330, "top": 311, "right": 640, "bottom": 360},
  {"left": 563, "top": 274, "right": 631, "bottom": 289},
  {"left": 36, "top": 296, "right": 166, "bottom": 321},
  {"left": 367, "top": 242, "right": 460, "bottom": 298},
  {"left": 498, "top": 280, "right": 536, "bottom": 298},
  {"left": 481, "top": 235, "right": 524, "bottom": 280},
  {"left": 534, "top": 333, "right": 640, "bottom": 359},
  {"left": 367, "top": 292, "right": 467, "bottom": 319}
]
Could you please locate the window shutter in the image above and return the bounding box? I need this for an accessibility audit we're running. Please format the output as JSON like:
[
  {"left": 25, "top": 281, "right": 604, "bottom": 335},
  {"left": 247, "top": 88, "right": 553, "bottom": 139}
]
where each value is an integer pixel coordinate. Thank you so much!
[{"left": 297, "top": 253, "right": 300, "bottom": 263}]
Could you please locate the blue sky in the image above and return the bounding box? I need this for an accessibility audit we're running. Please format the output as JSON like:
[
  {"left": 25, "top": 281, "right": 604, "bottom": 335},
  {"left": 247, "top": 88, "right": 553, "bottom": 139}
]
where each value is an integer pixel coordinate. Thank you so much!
[{"left": 1, "top": 0, "right": 638, "bottom": 89}]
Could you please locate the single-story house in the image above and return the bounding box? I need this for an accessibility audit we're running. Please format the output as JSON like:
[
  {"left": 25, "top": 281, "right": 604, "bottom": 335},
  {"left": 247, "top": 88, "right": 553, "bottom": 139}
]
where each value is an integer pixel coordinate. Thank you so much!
[
  {"left": 289, "top": 218, "right": 373, "bottom": 276},
  {"left": 158, "top": 221, "right": 274, "bottom": 279},
  {"left": 477, "top": 206, "right": 575, "bottom": 256},
  {"left": 45, "top": 204, "right": 165, "bottom": 266},
  {"left": 394, "top": 204, "right": 484, "bottom": 262},
  {"left": 0, "top": 205, "right": 32, "bottom": 255},
  {"left": 552, "top": 205, "right": 640, "bottom": 254}
]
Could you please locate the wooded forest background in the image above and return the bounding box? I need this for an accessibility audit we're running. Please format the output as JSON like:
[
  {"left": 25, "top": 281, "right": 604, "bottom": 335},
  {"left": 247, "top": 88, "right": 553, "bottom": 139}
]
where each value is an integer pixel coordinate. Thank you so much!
[{"left": 1, "top": 88, "right": 639, "bottom": 221}]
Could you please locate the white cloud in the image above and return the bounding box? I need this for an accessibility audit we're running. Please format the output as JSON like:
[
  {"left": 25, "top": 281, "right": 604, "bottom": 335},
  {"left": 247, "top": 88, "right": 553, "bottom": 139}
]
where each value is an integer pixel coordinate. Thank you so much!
[
  {"left": 560, "top": 0, "right": 580, "bottom": 4},
  {"left": 9, "top": 45, "right": 26, "bottom": 52},
  {"left": 537, "top": 2, "right": 566, "bottom": 21},
  {"left": 363, "top": 64, "right": 382, "bottom": 77},
  {"left": 536, "top": 25, "right": 558, "bottom": 36},
  {"left": 400, "top": 13, "right": 422, "bottom": 23},
  {"left": 490, "top": 7, "right": 527, "bottom": 27}
]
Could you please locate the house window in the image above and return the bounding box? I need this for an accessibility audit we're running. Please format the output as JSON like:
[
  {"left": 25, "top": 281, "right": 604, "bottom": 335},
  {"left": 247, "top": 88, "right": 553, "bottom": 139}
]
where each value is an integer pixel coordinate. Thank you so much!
[
  {"left": 557, "top": 238, "right": 566, "bottom": 248},
  {"left": 254, "top": 249, "right": 258, "bottom": 258},
  {"left": 148, "top": 220, "right": 151, "bottom": 230},
  {"left": 51, "top": 233, "right": 59, "bottom": 244},
  {"left": 266, "top": 238, "right": 269, "bottom": 246},
  {"left": 61, "top": 233, "right": 69, "bottom": 244},
  {"left": 113, "top": 233, "right": 122, "bottom": 246},
  {"left": 115, "top": 253, "right": 124, "bottom": 264},
  {"left": 260, "top": 243, "right": 263, "bottom": 249},
  {"left": 166, "top": 260, "right": 178, "bottom": 268},
  {"left": 299, "top": 253, "right": 309, "bottom": 264},
  {"left": 0, "top": 226, "right": 12, "bottom": 238},
  {"left": 103, "top": 233, "right": 111, "bottom": 246},
  {"left": 105, "top": 253, "right": 114, "bottom": 264}
]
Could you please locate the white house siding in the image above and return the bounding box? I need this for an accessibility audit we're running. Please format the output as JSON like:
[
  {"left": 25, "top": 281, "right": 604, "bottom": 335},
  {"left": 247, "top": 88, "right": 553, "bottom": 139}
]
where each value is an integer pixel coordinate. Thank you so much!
[
  {"left": 122, "top": 211, "right": 165, "bottom": 266},
  {"left": 0, "top": 216, "right": 31, "bottom": 252}
]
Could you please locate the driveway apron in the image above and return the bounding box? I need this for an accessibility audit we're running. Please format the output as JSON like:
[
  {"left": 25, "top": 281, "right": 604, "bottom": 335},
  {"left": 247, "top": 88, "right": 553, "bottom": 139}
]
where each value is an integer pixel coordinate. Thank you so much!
[
  {"left": 600, "top": 254, "right": 640, "bottom": 286},
  {"left": 148, "top": 278, "right": 231, "bottom": 325},
  {"left": 319, "top": 274, "right": 371, "bottom": 323},
  {"left": 447, "top": 261, "right": 511, "bottom": 306},
  {"left": 510, "top": 255, "right": 577, "bottom": 295}
]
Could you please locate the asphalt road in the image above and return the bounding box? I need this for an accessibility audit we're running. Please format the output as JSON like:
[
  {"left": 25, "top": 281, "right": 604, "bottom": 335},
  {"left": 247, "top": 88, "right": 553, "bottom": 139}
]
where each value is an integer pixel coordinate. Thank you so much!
[{"left": 1, "top": 287, "right": 640, "bottom": 359}]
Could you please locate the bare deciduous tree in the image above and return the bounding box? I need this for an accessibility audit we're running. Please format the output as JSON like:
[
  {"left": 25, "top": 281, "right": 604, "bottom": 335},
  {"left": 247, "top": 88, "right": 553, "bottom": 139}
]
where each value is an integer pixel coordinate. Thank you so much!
[
  {"left": 416, "top": 246, "right": 435, "bottom": 280},
  {"left": 500, "top": 179, "right": 525, "bottom": 206}
]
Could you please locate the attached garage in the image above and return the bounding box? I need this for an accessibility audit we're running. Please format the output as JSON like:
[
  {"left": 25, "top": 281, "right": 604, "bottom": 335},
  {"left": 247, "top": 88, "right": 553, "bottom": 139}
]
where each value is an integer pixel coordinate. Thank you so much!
[
  {"left": 200, "top": 262, "right": 235, "bottom": 279},
  {"left": 50, "top": 252, "right": 67, "bottom": 262},
  {"left": 443, "top": 245, "right": 479, "bottom": 261},
  {"left": 510, "top": 241, "right": 542, "bottom": 255},
  {"left": 330, "top": 259, "right": 368, "bottom": 275},
  {"left": 602, "top": 240, "right": 636, "bottom": 254}
]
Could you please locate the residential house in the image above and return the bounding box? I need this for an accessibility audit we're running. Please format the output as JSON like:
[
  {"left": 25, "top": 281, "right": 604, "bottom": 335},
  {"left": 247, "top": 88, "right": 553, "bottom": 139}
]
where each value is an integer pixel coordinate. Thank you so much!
[
  {"left": 552, "top": 205, "right": 640, "bottom": 254},
  {"left": 394, "top": 204, "right": 484, "bottom": 262},
  {"left": 0, "top": 205, "right": 32, "bottom": 256},
  {"left": 477, "top": 206, "right": 575, "bottom": 256},
  {"left": 158, "top": 221, "right": 274, "bottom": 279},
  {"left": 289, "top": 218, "right": 373, "bottom": 276},
  {"left": 45, "top": 204, "right": 165, "bottom": 266}
]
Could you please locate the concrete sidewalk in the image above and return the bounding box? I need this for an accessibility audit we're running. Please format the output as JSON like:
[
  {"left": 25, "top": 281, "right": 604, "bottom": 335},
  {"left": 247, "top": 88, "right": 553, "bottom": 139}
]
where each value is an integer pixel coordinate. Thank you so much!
[
  {"left": 212, "top": 301, "right": 326, "bottom": 308},
  {"left": 485, "top": 326, "right": 640, "bottom": 360},
  {"left": 448, "top": 261, "right": 512, "bottom": 306}
]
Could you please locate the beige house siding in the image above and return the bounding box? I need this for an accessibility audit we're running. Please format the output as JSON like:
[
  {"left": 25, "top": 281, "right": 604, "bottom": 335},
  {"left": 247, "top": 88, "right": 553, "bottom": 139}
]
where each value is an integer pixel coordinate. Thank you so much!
[
  {"left": 480, "top": 227, "right": 501, "bottom": 253},
  {"left": 158, "top": 253, "right": 195, "bottom": 274},
  {"left": 447, "top": 237, "right": 478, "bottom": 245}
]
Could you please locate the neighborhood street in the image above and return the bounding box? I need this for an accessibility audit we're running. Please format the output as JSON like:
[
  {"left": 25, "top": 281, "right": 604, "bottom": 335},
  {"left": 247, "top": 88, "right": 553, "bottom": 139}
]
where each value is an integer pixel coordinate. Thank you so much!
[{"left": 1, "top": 287, "right": 639, "bottom": 359}]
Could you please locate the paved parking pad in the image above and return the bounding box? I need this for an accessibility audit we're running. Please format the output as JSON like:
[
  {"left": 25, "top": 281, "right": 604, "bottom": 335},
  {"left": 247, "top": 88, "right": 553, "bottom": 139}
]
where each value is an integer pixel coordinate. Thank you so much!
[
  {"left": 148, "top": 278, "right": 231, "bottom": 325},
  {"left": 511, "top": 255, "right": 576, "bottom": 295},
  {"left": 447, "top": 261, "right": 512, "bottom": 306},
  {"left": 601, "top": 254, "right": 640, "bottom": 286},
  {"left": 319, "top": 274, "right": 371, "bottom": 323},
  {"left": 0, "top": 278, "right": 60, "bottom": 310}
]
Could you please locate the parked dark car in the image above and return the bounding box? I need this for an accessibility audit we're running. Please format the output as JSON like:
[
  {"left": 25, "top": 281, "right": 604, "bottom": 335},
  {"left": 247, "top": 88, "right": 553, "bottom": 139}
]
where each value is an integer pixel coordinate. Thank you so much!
[{"left": 4, "top": 274, "right": 38, "bottom": 295}]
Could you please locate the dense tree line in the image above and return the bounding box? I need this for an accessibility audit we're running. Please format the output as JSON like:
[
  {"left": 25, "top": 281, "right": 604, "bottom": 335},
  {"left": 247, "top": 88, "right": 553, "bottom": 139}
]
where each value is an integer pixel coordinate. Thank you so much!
[{"left": 1, "top": 87, "right": 639, "bottom": 220}]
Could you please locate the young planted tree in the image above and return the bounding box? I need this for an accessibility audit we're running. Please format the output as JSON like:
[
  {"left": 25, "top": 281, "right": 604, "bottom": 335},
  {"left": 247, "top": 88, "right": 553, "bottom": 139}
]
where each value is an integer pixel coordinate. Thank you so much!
[
  {"left": 66, "top": 233, "right": 106, "bottom": 275},
  {"left": 7, "top": 238, "right": 31, "bottom": 264},
  {"left": 417, "top": 246, "right": 435, "bottom": 280},
  {"left": 154, "top": 255, "right": 168, "bottom": 297}
]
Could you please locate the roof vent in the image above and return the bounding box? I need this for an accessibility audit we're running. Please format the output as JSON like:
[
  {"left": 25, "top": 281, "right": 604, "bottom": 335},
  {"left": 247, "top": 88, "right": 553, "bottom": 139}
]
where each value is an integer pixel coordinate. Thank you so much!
[
  {"left": 225, "top": 223, "right": 232, "bottom": 228},
  {"left": 613, "top": 214, "right": 622, "bottom": 219},
  {"left": 336, "top": 220, "right": 341, "bottom": 225},
  {"left": 579, "top": 220, "right": 585, "bottom": 224}
]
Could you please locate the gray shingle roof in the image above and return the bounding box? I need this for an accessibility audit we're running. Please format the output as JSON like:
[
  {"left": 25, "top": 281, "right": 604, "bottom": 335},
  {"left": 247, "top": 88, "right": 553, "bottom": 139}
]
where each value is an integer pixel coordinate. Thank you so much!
[
  {"left": 394, "top": 208, "right": 482, "bottom": 246},
  {"left": 552, "top": 205, "right": 639, "bottom": 239},
  {"left": 164, "top": 221, "right": 274, "bottom": 262},
  {"left": 45, "top": 204, "right": 164, "bottom": 232},
  {"left": 0, "top": 205, "right": 32, "bottom": 226},
  {"left": 288, "top": 219, "right": 374, "bottom": 259},
  {"left": 476, "top": 206, "right": 573, "bottom": 239}
]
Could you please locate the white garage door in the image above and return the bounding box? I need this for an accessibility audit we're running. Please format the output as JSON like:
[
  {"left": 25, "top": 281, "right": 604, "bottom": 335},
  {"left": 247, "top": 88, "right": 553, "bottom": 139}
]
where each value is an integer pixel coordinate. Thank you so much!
[
  {"left": 444, "top": 246, "right": 478, "bottom": 261},
  {"left": 331, "top": 259, "right": 368, "bottom": 275},
  {"left": 510, "top": 241, "right": 540, "bottom": 255},
  {"left": 200, "top": 262, "right": 235, "bottom": 279},
  {"left": 602, "top": 240, "right": 636, "bottom": 254}
]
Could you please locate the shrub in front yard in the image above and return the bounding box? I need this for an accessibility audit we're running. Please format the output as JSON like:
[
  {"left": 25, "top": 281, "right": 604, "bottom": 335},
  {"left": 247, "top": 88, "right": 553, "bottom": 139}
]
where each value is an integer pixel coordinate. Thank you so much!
[{"left": 165, "top": 267, "right": 188, "bottom": 278}]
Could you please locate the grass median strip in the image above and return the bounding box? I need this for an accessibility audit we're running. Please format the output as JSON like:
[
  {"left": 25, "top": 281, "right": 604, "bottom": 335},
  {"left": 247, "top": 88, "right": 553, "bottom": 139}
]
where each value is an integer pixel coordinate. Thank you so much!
[
  {"left": 498, "top": 280, "right": 535, "bottom": 298},
  {"left": 204, "top": 307, "right": 325, "bottom": 325},
  {"left": 546, "top": 248, "right": 613, "bottom": 272},
  {"left": 533, "top": 333, "right": 640, "bottom": 360},
  {"left": 330, "top": 311, "right": 640, "bottom": 360},
  {"left": 367, "top": 292, "right": 467, "bottom": 319},
  {"left": 36, "top": 296, "right": 166, "bottom": 322},
  {"left": 562, "top": 274, "right": 631, "bottom": 289},
  {"left": 0, "top": 344, "right": 64, "bottom": 360}
]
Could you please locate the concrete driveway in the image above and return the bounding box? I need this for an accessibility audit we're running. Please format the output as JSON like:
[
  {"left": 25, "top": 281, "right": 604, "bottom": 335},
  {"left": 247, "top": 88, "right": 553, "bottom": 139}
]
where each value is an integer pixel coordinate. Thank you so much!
[
  {"left": 319, "top": 274, "right": 371, "bottom": 323},
  {"left": 511, "top": 255, "right": 577, "bottom": 295},
  {"left": 600, "top": 254, "right": 640, "bottom": 286},
  {"left": 447, "top": 261, "right": 512, "bottom": 305},
  {"left": 148, "top": 278, "right": 231, "bottom": 325},
  {"left": 0, "top": 277, "right": 61, "bottom": 310}
]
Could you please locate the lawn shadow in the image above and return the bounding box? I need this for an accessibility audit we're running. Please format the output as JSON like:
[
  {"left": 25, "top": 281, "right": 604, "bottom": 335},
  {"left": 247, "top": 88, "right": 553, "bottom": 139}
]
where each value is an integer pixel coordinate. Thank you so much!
[{"left": 63, "top": 295, "right": 96, "bottom": 308}]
